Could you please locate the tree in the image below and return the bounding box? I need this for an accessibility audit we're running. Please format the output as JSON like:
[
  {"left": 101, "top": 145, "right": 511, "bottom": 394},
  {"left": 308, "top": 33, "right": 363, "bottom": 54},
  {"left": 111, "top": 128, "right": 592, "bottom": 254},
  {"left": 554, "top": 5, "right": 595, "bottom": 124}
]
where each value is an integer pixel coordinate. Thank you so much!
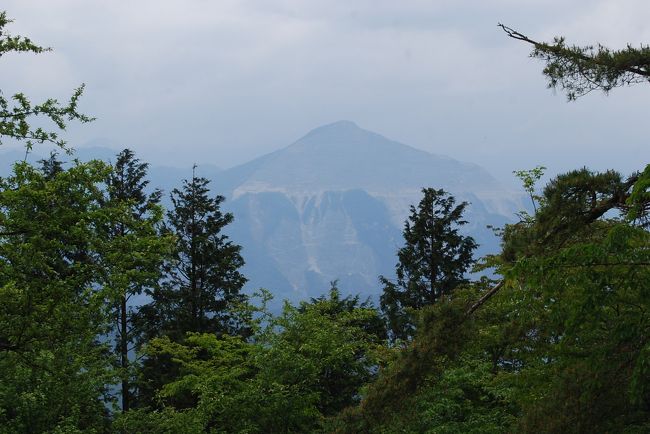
[
  {"left": 380, "top": 188, "right": 477, "bottom": 340},
  {"left": 103, "top": 149, "right": 168, "bottom": 413},
  {"left": 140, "top": 168, "right": 247, "bottom": 340},
  {"left": 494, "top": 168, "right": 650, "bottom": 432},
  {"left": 135, "top": 169, "right": 248, "bottom": 406},
  {"left": 333, "top": 28, "right": 650, "bottom": 434},
  {"left": 513, "top": 165, "right": 546, "bottom": 215},
  {"left": 499, "top": 23, "right": 650, "bottom": 100},
  {"left": 0, "top": 161, "right": 116, "bottom": 431},
  {"left": 293, "top": 283, "right": 386, "bottom": 415},
  {"left": 302, "top": 281, "right": 387, "bottom": 347},
  {"left": 0, "top": 11, "right": 92, "bottom": 152}
]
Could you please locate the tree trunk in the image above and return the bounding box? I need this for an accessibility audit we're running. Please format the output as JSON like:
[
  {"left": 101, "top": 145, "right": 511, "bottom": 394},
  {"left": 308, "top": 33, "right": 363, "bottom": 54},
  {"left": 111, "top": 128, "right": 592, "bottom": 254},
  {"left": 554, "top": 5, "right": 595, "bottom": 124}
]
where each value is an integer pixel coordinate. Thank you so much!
[{"left": 120, "top": 293, "right": 129, "bottom": 412}]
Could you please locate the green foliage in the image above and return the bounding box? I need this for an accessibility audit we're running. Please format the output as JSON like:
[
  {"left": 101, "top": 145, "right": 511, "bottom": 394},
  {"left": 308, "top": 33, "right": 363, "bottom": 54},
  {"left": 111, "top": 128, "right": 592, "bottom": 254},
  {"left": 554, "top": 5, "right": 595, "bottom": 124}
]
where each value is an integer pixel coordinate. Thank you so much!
[
  {"left": 0, "top": 12, "right": 93, "bottom": 152},
  {"left": 335, "top": 166, "right": 650, "bottom": 434},
  {"left": 380, "top": 188, "right": 477, "bottom": 341},
  {"left": 103, "top": 149, "right": 171, "bottom": 412},
  {"left": 501, "top": 168, "right": 636, "bottom": 262},
  {"left": 138, "top": 171, "right": 248, "bottom": 343},
  {"left": 535, "top": 38, "right": 650, "bottom": 100},
  {"left": 500, "top": 24, "right": 650, "bottom": 100},
  {"left": 113, "top": 407, "right": 205, "bottom": 434},
  {"left": 265, "top": 290, "right": 385, "bottom": 417},
  {"left": 134, "top": 171, "right": 249, "bottom": 408},
  {"left": 0, "top": 157, "right": 174, "bottom": 431},
  {"left": 505, "top": 223, "right": 650, "bottom": 432},
  {"left": 0, "top": 11, "right": 47, "bottom": 56},
  {"left": 333, "top": 289, "right": 498, "bottom": 433},
  {"left": 513, "top": 165, "right": 546, "bottom": 215},
  {"left": 121, "top": 289, "right": 384, "bottom": 433},
  {"left": 0, "top": 161, "right": 115, "bottom": 432},
  {"left": 627, "top": 164, "right": 650, "bottom": 226}
]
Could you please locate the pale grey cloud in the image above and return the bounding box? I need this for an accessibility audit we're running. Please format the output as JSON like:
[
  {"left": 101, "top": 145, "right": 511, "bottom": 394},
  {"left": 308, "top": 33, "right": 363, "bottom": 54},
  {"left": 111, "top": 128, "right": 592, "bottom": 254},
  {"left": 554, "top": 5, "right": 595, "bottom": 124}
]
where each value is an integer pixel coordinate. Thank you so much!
[{"left": 0, "top": 0, "right": 647, "bottom": 185}]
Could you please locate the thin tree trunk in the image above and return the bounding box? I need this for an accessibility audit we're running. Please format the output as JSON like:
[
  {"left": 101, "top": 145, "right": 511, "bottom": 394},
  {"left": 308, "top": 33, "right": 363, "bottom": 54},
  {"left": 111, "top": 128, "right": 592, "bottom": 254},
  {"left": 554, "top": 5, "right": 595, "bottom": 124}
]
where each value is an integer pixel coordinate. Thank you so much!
[{"left": 120, "top": 293, "right": 129, "bottom": 412}]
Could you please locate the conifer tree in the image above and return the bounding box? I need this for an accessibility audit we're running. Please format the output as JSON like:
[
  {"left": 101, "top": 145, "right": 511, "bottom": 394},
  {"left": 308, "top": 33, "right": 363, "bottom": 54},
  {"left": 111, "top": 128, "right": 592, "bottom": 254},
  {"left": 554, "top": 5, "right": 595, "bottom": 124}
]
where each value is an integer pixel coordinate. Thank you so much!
[
  {"left": 135, "top": 168, "right": 247, "bottom": 405},
  {"left": 104, "top": 149, "right": 166, "bottom": 412},
  {"left": 146, "top": 167, "right": 247, "bottom": 339},
  {"left": 380, "top": 188, "right": 476, "bottom": 340},
  {"left": 38, "top": 151, "right": 64, "bottom": 179},
  {"left": 499, "top": 24, "right": 650, "bottom": 100}
]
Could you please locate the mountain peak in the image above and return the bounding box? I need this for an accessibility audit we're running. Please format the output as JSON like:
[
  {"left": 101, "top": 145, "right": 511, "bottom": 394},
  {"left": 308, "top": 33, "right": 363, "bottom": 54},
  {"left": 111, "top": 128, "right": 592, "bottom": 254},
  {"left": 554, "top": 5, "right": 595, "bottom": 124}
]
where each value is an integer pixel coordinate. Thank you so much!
[
  {"left": 291, "top": 120, "right": 395, "bottom": 153},
  {"left": 311, "top": 120, "right": 360, "bottom": 133},
  {"left": 298, "top": 120, "right": 364, "bottom": 143}
]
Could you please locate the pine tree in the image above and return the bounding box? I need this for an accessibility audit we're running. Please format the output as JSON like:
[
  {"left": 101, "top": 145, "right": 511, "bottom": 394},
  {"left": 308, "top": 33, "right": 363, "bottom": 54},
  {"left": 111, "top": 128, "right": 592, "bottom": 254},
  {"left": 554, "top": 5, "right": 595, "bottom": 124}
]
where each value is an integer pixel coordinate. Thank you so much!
[
  {"left": 380, "top": 188, "right": 477, "bottom": 341},
  {"left": 499, "top": 24, "right": 650, "bottom": 101}
]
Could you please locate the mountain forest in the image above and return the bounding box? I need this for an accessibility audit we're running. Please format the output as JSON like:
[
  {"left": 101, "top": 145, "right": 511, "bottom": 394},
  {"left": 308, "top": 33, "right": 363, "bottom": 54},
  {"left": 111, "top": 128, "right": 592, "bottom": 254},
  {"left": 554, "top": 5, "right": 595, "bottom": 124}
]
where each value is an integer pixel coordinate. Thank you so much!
[{"left": 1, "top": 10, "right": 650, "bottom": 434}]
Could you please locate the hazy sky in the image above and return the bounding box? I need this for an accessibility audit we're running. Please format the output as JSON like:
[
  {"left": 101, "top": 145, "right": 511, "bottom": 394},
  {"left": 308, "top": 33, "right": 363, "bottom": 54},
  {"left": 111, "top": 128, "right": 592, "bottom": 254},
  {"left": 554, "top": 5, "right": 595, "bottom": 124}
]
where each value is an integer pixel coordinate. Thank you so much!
[{"left": 1, "top": 0, "right": 648, "bottom": 185}]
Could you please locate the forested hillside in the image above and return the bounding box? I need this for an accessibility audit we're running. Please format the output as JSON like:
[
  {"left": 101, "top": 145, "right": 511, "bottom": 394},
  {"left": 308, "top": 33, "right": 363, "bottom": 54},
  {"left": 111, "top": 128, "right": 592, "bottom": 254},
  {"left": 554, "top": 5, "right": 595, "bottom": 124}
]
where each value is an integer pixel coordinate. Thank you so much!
[{"left": 1, "top": 10, "right": 649, "bottom": 434}]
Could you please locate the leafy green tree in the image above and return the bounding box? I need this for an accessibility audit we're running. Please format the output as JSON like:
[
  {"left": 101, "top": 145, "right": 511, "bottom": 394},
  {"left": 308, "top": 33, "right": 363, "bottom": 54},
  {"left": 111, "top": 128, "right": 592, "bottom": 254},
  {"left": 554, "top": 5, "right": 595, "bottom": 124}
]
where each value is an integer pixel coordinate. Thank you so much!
[
  {"left": 0, "top": 11, "right": 92, "bottom": 152},
  {"left": 334, "top": 27, "right": 650, "bottom": 434},
  {"left": 506, "top": 224, "right": 650, "bottom": 432},
  {"left": 380, "top": 188, "right": 477, "bottom": 341},
  {"left": 500, "top": 168, "right": 641, "bottom": 262},
  {"left": 0, "top": 156, "right": 174, "bottom": 431},
  {"left": 286, "top": 285, "right": 386, "bottom": 416},
  {"left": 0, "top": 161, "right": 115, "bottom": 432},
  {"left": 103, "top": 149, "right": 169, "bottom": 413},
  {"left": 302, "top": 280, "right": 387, "bottom": 346}
]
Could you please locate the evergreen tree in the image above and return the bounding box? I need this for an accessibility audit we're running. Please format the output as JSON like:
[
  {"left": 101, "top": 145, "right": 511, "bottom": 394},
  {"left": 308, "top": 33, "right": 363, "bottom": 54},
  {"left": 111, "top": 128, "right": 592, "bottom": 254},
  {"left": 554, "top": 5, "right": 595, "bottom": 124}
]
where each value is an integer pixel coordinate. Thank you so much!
[
  {"left": 135, "top": 168, "right": 247, "bottom": 405},
  {"left": 380, "top": 188, "right": 477, "bottom": 341},
  {"left": 104, "top": 149, "right": 166, "bottom": 412},
  {"left": 38, "top": 151, "right": 64, "bottom": 179}
]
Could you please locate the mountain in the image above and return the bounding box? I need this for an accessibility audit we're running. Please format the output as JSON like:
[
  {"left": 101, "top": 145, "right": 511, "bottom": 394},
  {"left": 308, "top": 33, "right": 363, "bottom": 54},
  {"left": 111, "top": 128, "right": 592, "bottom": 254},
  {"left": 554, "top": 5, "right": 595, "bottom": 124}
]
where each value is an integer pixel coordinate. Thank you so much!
[
  {"left": 215, "top": 121, "right": 522, "bottom": 304},
  {"left": 0, "top": 122, "right": 523, "bottom": 306}
]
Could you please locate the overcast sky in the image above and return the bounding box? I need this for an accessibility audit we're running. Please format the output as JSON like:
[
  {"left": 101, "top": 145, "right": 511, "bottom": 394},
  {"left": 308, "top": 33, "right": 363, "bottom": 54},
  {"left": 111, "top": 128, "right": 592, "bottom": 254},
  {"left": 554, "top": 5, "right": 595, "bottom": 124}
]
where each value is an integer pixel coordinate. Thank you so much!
[{"left": 1, "top": 0, "right": 648, "bottom": 186}]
